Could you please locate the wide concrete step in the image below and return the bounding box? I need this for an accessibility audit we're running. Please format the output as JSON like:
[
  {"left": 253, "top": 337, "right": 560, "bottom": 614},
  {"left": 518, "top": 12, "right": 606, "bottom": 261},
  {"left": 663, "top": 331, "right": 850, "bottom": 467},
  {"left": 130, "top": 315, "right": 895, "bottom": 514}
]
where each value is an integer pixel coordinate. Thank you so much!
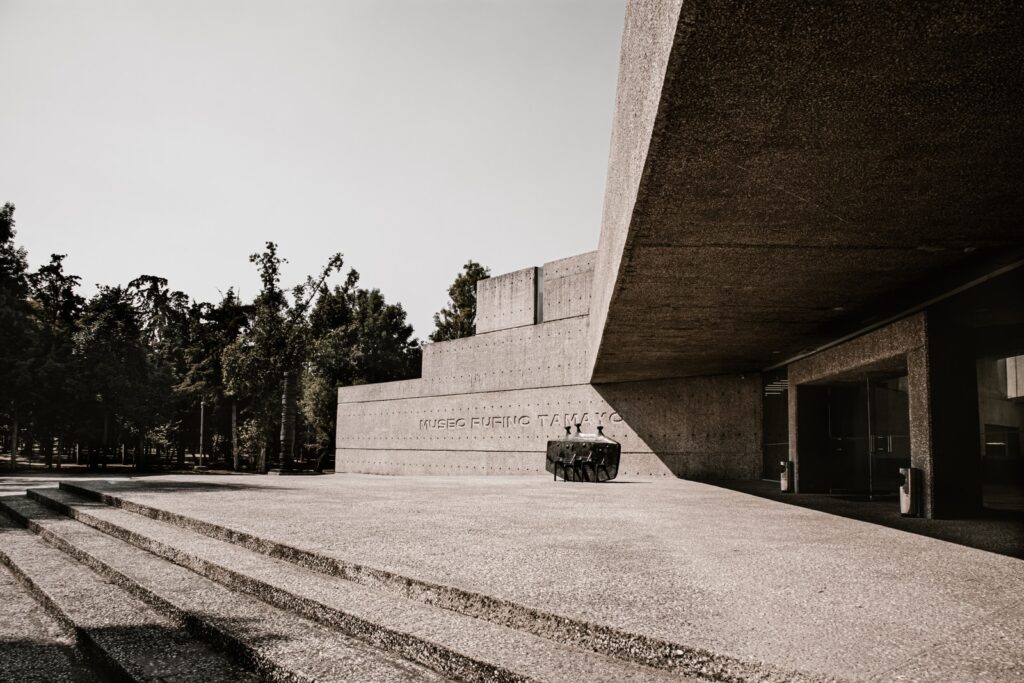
[
  {"left": 0, "top": 561, "right": 106, "bottom": 682},
  {"left": 57, "top": 481, "right": 805, "bottom": 683},
  {"left": 0, "top": 510, "right": 263, "bottom": 683},
  {"left": 0, "top": 495, "right": 450, "bottom": 683},
  {"left": 30, "top": 486, "right": 710, "bottom": 683}
]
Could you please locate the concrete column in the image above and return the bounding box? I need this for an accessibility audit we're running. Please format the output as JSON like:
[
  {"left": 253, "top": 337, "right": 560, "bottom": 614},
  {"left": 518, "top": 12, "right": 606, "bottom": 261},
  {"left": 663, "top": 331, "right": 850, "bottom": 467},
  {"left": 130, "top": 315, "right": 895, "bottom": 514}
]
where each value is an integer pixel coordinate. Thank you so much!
[
  {"left": 790, "top": 385, "right": 830, "bottom": 493},
  {"left": 908, "top": 318, "right": 982, "bottom": 518}
]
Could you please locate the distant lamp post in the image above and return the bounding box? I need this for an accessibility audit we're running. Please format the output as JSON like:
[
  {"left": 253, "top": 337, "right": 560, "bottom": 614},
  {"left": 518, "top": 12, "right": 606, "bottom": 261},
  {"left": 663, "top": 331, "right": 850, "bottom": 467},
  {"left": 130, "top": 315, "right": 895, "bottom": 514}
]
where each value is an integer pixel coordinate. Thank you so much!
[{"left": 198, "top": 399, "right": 206, "bottom": 468}]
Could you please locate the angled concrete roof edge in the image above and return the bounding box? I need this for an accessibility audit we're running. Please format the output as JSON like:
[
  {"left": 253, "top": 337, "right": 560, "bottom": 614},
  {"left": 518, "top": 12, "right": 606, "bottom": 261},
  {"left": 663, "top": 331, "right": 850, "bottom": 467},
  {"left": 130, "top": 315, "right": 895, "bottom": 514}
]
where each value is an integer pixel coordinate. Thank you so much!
[
  {"left": 586, "top": 1, "right": 1024, "bottom": 384},
  {"left": 586, "top": 0, "right": 689, "bottom": 384}
]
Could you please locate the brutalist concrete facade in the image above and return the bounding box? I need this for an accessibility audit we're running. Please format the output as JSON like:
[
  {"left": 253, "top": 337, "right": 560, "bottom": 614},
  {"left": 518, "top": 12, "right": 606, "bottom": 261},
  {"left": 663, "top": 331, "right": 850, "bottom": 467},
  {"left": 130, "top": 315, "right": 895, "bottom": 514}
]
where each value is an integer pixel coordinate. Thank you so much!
[
  {"left": 337, "top": 251, "right": 762, "bottom": 479},
  {"left": 337, "top": 1, "right": 1024, "bottom": 516}
]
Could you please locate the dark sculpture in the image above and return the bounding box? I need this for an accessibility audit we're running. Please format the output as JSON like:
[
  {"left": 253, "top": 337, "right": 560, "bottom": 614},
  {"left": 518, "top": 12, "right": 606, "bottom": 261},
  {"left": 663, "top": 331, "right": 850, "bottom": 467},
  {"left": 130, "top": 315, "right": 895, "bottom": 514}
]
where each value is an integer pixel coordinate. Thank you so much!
[{"left": 546, "top": 424, "right": 621, "bottom": 482}]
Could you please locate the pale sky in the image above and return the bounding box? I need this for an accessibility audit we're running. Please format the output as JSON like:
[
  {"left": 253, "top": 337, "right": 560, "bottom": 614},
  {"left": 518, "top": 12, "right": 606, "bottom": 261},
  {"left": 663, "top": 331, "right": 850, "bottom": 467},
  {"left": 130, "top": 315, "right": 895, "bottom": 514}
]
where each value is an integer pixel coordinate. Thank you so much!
[{"left": 0, "top": 0, "right": 625, "bottom": 337}]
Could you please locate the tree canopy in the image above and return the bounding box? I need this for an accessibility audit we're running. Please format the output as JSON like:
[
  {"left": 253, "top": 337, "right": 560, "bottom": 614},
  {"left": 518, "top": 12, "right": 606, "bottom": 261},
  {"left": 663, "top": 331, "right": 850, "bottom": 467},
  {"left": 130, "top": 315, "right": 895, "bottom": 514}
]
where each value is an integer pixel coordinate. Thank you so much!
[
  {"left": 0, "top": 205, "right": 424, "bottom": 471},
  {"left": 429, "top": 260, "right": 490, "bottom": 342}
]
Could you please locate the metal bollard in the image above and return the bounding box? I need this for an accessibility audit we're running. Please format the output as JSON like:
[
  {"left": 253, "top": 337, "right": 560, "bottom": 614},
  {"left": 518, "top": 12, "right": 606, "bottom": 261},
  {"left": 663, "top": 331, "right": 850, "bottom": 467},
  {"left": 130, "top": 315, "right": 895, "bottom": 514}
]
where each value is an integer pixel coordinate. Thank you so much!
[
  {"left": 780, "top": 460, "right": 794, "bottom": 492},
  {"left": 899, "top": 467, "right": 922, "bottom": 517}
]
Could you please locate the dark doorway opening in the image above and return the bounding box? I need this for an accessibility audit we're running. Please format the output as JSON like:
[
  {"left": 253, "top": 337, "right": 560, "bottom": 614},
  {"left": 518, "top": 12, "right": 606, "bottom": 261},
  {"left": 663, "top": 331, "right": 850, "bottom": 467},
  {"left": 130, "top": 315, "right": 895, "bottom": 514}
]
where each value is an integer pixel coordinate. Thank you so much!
[
  {"left": 977, "top": 357, "right": 1024, "bottom": 514},
  {"left": 797, "top": 373, "right": 910, "bottom": 498},
  {"left": 761, "top": 369, "right": 789, "bottom": 480}
]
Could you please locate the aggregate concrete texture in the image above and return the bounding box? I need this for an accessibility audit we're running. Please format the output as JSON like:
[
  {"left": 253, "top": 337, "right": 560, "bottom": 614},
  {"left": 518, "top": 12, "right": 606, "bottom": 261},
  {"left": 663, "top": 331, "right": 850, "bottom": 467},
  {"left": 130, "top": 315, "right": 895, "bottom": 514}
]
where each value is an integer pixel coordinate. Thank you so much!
[
  {"left": 588, "top": 0, "right": 1024, "bottom": 382},
  {"left": 62, "top": 473, "right": 1024, "bottom": 682},
  {"left": 542, "top": 252, "right": 595, "bottom": 323},
  {"left": 475, "top": 267, "right": 538, "bottom": 334},
  {"left": 26, "top": 487, "right": 699, "bottom": 683},
  {"left": 337, "top": 374, "right": 761, "bottom": 479},
  {"left": 336, "top": 302, "right": 763, "bottom": 479},
  {"left": 0, "top": 513, "right": 263, "bottom": 683},
  {"left": 0, "top": 563, "right": 100, "bottom": 682},
  {"left": 1, "top": 495, "right": 450, "bottom": 683}
]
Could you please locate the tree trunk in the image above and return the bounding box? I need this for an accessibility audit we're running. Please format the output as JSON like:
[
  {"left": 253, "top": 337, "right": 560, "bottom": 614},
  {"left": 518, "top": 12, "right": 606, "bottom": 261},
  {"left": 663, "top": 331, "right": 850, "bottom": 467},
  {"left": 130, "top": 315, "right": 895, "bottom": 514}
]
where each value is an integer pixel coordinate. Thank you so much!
[
  {"left": 44, "top": 434, "right": 53, "bottom": 470},
  {"left": 280, "top": 371, "right": 295, "bottom": 471},
  {"left": 198, "top": 401, "right": 205, "bottom": 468},
  {"left": 10, "top": 414, "right": 18, "bottom": 472},
  {"left": 102, "top": 410, "right": 109, "bottom": 458},
  {"left": 232, "top": 400, "right": 239, "bottom": 471}
]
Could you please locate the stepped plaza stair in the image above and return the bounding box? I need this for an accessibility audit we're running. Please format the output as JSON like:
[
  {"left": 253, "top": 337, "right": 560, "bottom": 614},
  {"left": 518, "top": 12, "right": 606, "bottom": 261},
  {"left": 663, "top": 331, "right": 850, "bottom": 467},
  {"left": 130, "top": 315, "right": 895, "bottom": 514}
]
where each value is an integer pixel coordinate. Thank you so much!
[
  {"left": 2, "top": 473, "right": 1021, "bottom": 682},
  {"left": 0, "top": 481, "right": 751, "bottom": 683}
]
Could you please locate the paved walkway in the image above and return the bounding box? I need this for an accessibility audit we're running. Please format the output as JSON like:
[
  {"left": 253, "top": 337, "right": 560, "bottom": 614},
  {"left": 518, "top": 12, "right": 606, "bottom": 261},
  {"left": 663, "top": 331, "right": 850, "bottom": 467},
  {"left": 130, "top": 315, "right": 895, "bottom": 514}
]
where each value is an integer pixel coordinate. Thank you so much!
[{"left": 6, "top": 472, "right": 1023, "bottom": 681}]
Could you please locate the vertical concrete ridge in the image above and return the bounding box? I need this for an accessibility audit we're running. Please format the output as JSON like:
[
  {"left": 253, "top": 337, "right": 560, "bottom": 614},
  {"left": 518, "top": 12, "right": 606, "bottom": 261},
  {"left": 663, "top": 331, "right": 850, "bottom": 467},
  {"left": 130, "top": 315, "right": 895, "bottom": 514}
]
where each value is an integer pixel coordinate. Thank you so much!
[
  {"left": 587, "top": 0, "right": 689, "bottom": 381},
  {"left": 52, "top": 482, "right": 842, "bottom": 683},
  {"left": 0, "top": 508, "right": 260, "bottom": 683}
]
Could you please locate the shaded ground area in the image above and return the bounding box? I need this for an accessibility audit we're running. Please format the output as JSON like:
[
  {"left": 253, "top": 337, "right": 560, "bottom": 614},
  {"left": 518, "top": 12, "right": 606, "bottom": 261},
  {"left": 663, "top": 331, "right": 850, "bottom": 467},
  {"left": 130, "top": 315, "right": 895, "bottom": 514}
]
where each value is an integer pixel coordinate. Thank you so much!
[
  {"left": 51, "top": 472, "right": 1024, "bottom": 682},
  {"left": 0, "top": 563, "right": 106, "bottom": 682},
  {"left": 0, "top": 467, "right": 272, "bottom": 497},
  {"left": 708, "top": 479, "right": 1024, "bottom": 560}
]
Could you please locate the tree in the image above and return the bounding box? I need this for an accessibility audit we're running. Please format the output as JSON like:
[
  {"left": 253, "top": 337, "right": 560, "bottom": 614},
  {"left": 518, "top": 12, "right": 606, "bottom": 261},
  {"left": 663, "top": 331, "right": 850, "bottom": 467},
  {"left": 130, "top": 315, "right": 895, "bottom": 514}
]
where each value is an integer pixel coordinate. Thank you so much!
[
  {"left": 26, "top": 254, "right": 85, "bottom": 467},
  {"left": 301, "top": 269, "right": 421, "bottom": 455},
  {"left": 125, "top": 275, "right": 192, "bottom": 465},
  {"left": 0, "top": 203, "right": 33, "bottom": 467},
  {"left": 429, "top": 260, "right": 489, "bottom": 342},
  {"left": 73, "top": 286, "right": 157, "bottom": 468},
  {"left": 222, "top": 242, "right": 342, "bottom": 469},
  {"left": 178, "top": 290, "right": 251, "bottom": 467}
]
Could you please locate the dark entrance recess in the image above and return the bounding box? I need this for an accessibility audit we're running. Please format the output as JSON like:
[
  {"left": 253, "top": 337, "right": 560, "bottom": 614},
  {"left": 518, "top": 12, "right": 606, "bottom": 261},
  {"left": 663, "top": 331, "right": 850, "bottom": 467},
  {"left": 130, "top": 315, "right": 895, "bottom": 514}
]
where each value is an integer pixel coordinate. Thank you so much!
[
  {"left": 761, "top": 369, "right": 789, "bottom": 480},
  {"left": 795, "top": 374, "right": 910, "bottom": 498}
]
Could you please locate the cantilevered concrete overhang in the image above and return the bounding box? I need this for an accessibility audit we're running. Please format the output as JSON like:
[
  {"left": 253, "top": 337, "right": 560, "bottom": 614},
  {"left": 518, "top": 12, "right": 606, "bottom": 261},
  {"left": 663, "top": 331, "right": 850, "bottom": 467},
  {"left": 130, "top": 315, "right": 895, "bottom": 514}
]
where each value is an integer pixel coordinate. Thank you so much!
[{"left": 588, "top": 0, "right": 1024, "bottom": 384}]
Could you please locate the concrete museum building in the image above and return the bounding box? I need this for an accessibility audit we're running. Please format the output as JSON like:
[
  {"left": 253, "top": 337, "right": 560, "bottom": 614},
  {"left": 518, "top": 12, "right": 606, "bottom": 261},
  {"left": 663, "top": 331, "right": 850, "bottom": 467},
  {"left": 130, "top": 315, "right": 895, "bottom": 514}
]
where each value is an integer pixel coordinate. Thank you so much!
[{"left": 336, "top": 1, "right": 1024, "bottom": 519}]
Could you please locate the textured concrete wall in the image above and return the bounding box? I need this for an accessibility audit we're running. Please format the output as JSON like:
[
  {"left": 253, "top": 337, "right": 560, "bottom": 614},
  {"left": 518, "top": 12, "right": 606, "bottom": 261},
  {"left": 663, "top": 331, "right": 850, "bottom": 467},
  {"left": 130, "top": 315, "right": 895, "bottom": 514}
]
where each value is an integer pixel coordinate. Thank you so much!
[
  {"left": 475, "top": 267, "right": 537, "bottom": 334},
  {"left": 787, "top": 315, "right": 926, "bottom": 386},
  {"left": 586, "top": 1, "right": 1024, "bottom": 384},
  {"left": 587, "top": 0, "right": 686, "bottom": 380},
  {"left": 336, "top": 375, "right": 761, "bottom": 479},
  {"left": 787, "top": 312, "right": 987, "bottom": 518},
  {"left": 542, "top": 252, "right": 595, "bottom": 322},
  {"left": 336, "top": 316, "right": 591, "bottom": 406},
  {"left": 788, "top": 314, "right": 931, "bottom": 503}
]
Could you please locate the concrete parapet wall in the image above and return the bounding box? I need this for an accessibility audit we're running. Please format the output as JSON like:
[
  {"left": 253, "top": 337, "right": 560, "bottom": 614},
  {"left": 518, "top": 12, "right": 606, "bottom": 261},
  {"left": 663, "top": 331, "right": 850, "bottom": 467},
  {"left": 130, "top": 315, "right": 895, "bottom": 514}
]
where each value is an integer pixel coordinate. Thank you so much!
[
  {"left": 475, "top": 267, "right": 538, "bottom": 333},
  {"left": 422, "top": 315, "right": 590, "bottom": 392},
  {"left": 336, "top": 316, "right": 592, "bottom": 406},
  {"left": 542, "top": 252, "right": 595, "bottom": 322},
  {"left": 336, "top": 375, "right": 761, "bottom": 479},
  {"left": 787, "top": 314, "right": 927, "bottom": 386}
]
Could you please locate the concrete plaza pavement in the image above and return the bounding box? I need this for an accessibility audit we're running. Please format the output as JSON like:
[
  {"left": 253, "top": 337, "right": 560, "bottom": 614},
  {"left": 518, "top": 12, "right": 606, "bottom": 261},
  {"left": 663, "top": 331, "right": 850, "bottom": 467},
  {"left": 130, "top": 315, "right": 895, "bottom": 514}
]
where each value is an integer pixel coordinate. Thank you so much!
[{"left": 28, "top": 471, "right": 1023, "bottom": 682}]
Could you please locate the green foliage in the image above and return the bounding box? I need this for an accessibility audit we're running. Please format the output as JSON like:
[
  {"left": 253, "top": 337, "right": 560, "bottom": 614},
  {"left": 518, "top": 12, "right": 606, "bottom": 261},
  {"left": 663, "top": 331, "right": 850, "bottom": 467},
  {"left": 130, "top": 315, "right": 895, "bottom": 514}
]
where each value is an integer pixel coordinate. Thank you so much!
[
  {"left": 301, "top": 269, "right": 421, "bottom": 453},
  {"left": 73, "top": 287, "right": 161, "bottom": 441},
  {"left": 25, "top": 255, "right": 84, "bottom": 450},
  {"left": 0, "top": 203, "right": 33, "bottom": 422},
  {"left": 429, "top": 260, "right": 490, "bottom": 342},
  {"left": 222, "top": 243, "right": 345, "bottom": 460},
  {"left": 1, "top": 207, "right": 421, "bottom": 470}
]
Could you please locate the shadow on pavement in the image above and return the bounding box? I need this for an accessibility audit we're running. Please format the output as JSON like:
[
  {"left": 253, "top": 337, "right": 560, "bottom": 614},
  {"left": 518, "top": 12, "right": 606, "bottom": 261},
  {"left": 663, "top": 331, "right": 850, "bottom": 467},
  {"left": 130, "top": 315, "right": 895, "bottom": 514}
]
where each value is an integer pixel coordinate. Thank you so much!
[
  {"left": 708, "top": 478, "right": 1024, "bottom": 560},
  {"left": 63, "top": 479, "right": 287, "bottom": 497}
]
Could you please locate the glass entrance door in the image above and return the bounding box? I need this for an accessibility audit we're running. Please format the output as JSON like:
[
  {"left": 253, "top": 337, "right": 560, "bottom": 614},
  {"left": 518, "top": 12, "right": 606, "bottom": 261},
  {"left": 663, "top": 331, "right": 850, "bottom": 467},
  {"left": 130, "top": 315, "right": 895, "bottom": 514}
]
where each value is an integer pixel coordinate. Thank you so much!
[
  {"left": 868, "top": 376, "right": 911, "bottom": 498},
  {"left": 823, "top": 375, "right": 910, "bottom": 498}
]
